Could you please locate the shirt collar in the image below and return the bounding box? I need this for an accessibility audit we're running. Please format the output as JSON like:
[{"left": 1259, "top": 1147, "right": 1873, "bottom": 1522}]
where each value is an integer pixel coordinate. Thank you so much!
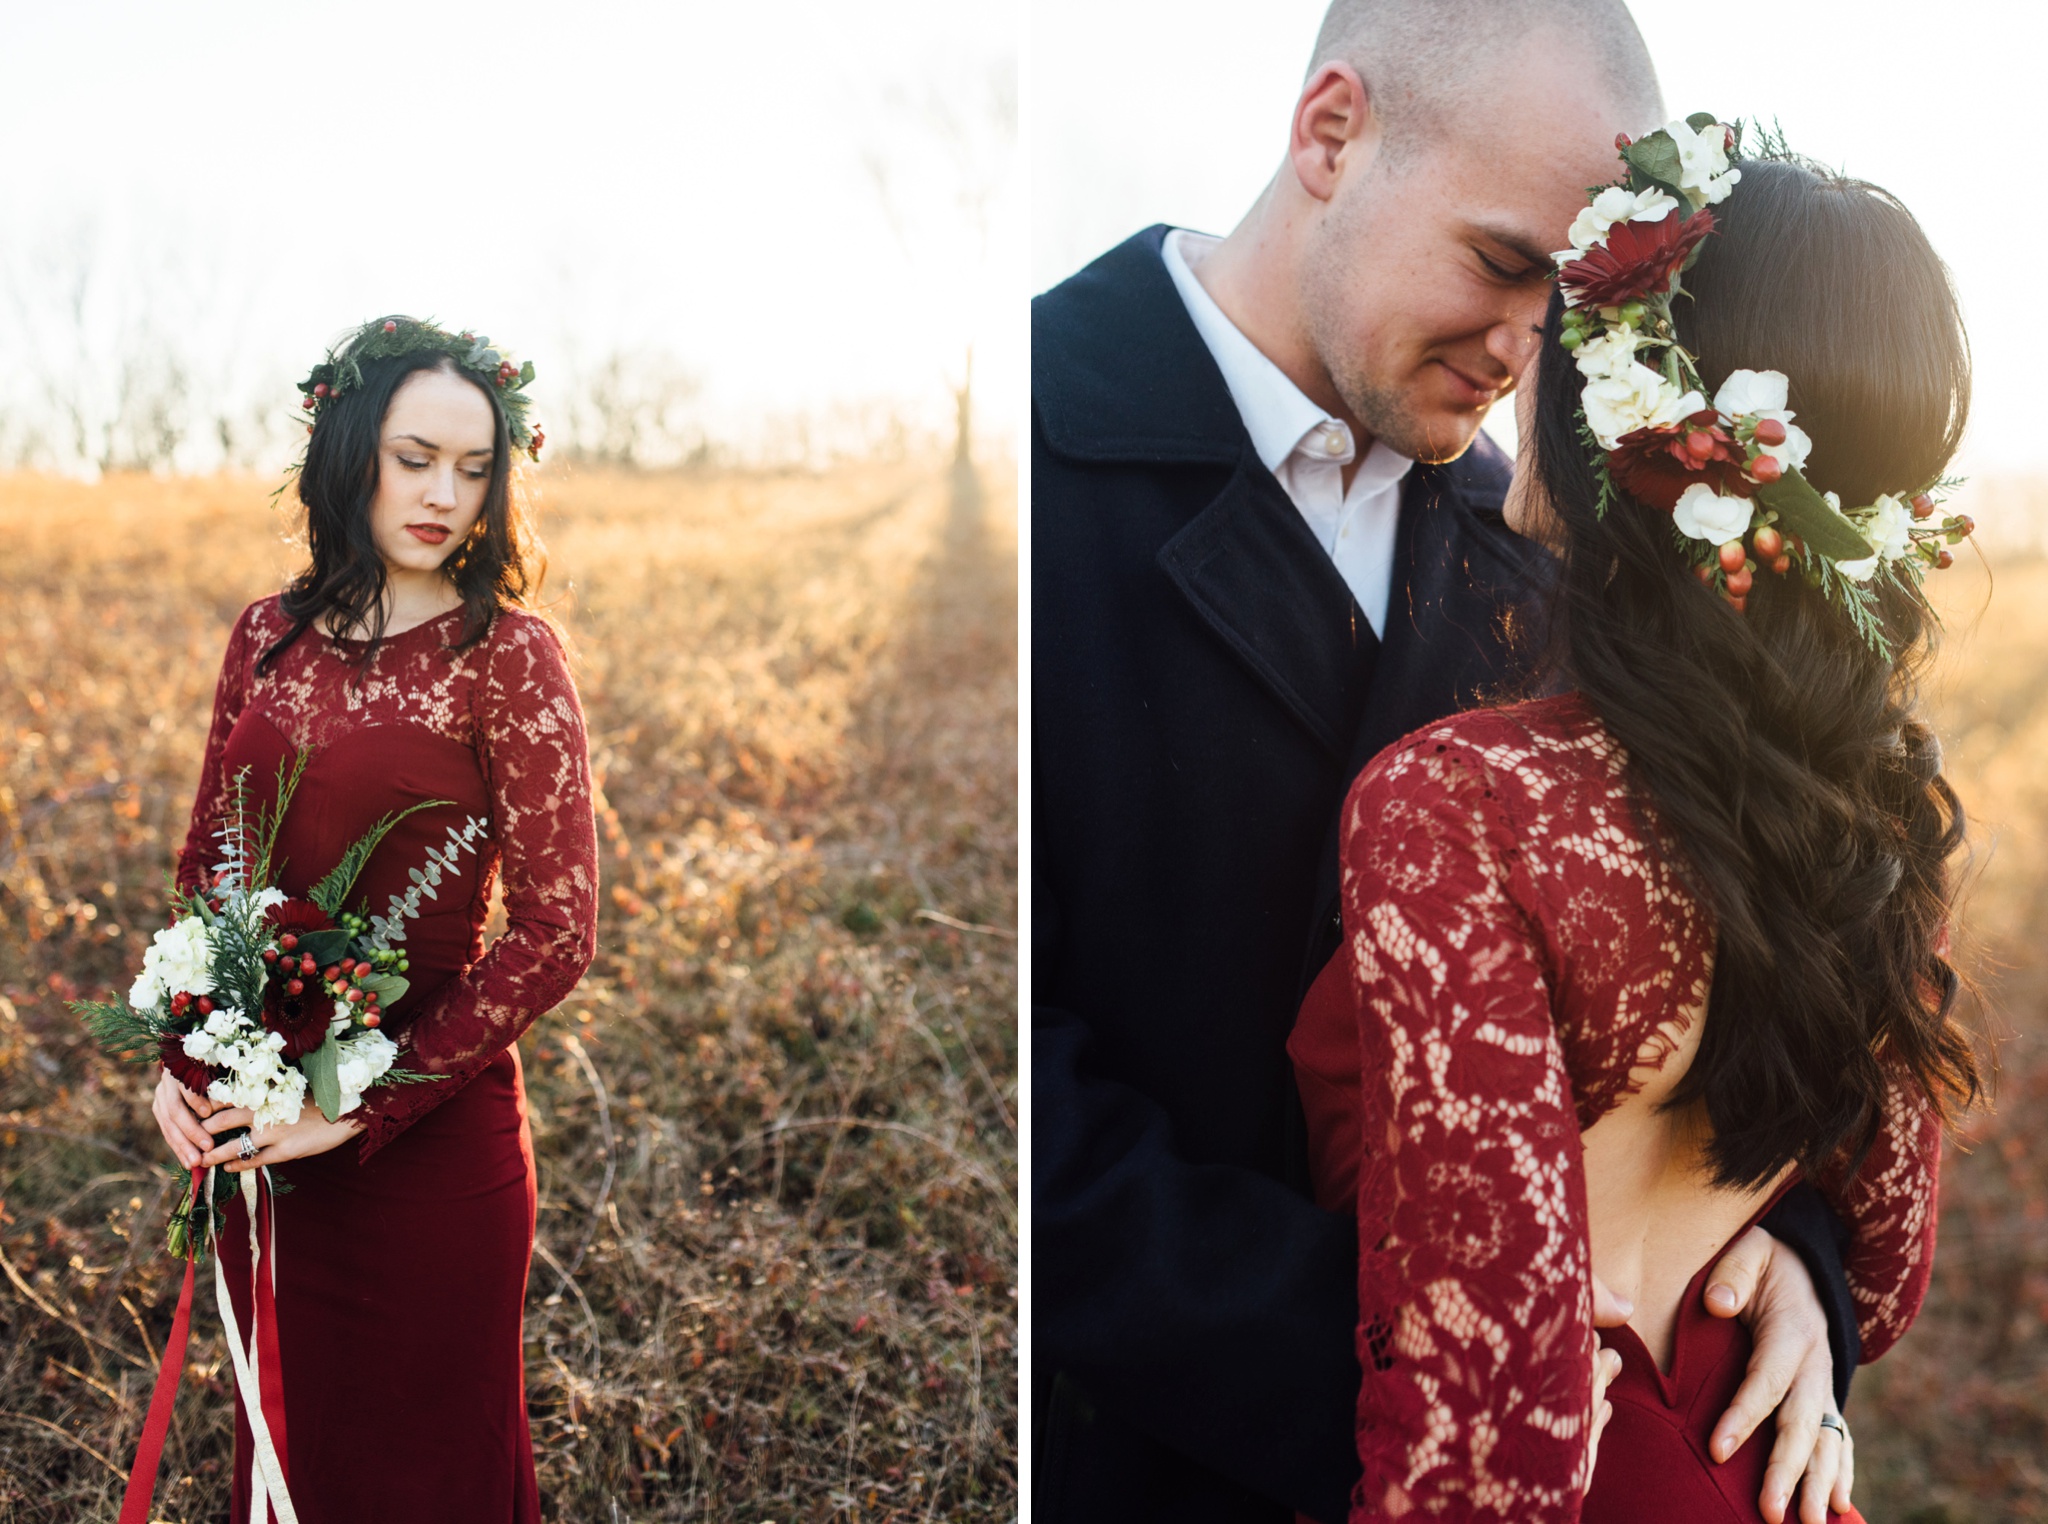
[{"left": 1162, "top": 228, "right": 1412, "bottom": 488}]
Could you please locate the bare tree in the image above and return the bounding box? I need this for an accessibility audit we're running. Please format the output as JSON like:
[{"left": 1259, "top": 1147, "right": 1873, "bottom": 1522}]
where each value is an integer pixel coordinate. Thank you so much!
[{"left": 863, "top": 49, "right": 1017, "bottom": 473}]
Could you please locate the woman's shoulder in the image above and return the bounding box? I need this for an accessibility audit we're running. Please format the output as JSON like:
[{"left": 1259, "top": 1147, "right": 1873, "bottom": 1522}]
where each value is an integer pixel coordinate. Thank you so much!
[
  {"left": 1349, "top": 693, "right": 1616, "bottom": 818},
  {"left": 224, "top": 594, "right": 292, "bottom": 661}
]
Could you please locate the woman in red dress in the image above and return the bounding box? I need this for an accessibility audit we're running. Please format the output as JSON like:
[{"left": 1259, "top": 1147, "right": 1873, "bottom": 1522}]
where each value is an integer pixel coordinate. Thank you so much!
[
  {"left": 1289, "top": 146, "right": 1978, "bottom": 1523},
  {"left": 146, "top": 317, "right": 597, "bottom": 1522}
]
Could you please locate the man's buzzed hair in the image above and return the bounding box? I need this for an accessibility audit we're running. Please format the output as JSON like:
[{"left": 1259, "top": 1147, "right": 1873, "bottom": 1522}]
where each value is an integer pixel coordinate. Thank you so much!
[{"left": 1309, "top": 0, "right": 1664, "bottom": 161}]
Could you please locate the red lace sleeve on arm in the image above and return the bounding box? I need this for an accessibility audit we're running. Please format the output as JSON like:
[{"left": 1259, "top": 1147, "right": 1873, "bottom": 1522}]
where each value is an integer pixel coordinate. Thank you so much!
[
  {"left": 1343, "top": 737, "right": 1595, "bottom": 1524},
  {"left": 353, "top": 615, "right": 599, "bottom": 1160},
  {"left": 175, "top": 605, "right": 263, "bottom": 893},
  {"left": 1814, "top": 1073, "right": 1942, "bottom": 1364}
]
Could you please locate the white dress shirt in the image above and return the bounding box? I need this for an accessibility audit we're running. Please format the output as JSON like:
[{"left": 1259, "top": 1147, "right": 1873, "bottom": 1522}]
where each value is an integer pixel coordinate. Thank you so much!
[{"left": 1162, "top": 228, "right": 1414, "bottom": 639}]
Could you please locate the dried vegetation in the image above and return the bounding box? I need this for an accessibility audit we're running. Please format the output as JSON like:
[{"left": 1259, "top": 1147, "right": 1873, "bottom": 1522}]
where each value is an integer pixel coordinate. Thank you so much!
[{"left": 0, "top": 460, "right": 1017, "bottom": 1521}]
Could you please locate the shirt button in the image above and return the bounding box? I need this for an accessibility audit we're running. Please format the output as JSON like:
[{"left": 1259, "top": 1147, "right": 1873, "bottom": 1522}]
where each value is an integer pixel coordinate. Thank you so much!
[{"left": 1324, "top": 431, "right": 1347, "bottom": 456}]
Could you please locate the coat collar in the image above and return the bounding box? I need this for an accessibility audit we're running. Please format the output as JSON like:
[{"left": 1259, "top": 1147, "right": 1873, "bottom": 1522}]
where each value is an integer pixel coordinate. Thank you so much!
[{"left": 1039, "top": 224, "right": 1550, "bottom": 756}]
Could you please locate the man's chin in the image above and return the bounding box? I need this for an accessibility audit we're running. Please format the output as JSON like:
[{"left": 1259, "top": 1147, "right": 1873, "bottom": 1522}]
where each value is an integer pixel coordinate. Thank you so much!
[{"left": 1379, "top": 410, "right": 1486, "bottom": 466}]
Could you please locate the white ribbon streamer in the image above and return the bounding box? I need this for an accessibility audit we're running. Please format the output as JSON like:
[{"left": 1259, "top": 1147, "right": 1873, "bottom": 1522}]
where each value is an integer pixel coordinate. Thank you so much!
[{"left": 207, "top": 1166, "right": 299, "bottom": 1524}]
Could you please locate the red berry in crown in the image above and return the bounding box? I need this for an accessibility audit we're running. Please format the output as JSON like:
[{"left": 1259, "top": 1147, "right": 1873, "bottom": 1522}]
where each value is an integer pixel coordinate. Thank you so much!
[
  {"left": 1752, "top": 417, "right": 1787, "bottom": 447},
  {"left": 1749, "top": 453, "right": 1783, "bottom": 485},
  {"left": 383, "top": 320, "right": 398, "bottom": 333}
]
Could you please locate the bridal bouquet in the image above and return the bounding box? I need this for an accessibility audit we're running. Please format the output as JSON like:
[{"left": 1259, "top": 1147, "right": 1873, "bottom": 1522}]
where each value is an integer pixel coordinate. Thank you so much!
[{"left": 72, "top": 753, "right": 482, "bottom": 1255}]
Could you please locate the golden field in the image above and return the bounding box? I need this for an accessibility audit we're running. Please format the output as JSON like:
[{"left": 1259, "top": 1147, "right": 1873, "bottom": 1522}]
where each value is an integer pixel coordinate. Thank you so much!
[{"left": 0, "top": 461, "right": 1016, "bottom": 1521}]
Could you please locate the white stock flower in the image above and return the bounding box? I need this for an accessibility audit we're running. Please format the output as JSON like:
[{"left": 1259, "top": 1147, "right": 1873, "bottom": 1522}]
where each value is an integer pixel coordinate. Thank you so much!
[
  {"left": 1554, "top": 185, "right": 1679, "bottom": 263},
  {"left": 1666, "top": 118, "right": 1742, "bottom": 206},
  {"left": 1672, "top": 482, "right": 1755, "bottom": 544},
  {"left": 252, "top": 887, "right": 288, "bottom": 911},
  {"left": 1837, "top": 494, "right": 1913, "bottom": 585},
  {"left": 1581, "top": 363, "right": 1705, "bottom": 450},
  {"left": 1714, "top": 368, "right": 1812, "bottom": 473},
  {"left": 1572, "top": 327, "right": 1641, "bottom": 382},
  {"left": 332, "top": 1030, "right": 400, "bottom": 1116},
  {"left": 135, "top": 917, "right": 216, "bottom": 1010}
]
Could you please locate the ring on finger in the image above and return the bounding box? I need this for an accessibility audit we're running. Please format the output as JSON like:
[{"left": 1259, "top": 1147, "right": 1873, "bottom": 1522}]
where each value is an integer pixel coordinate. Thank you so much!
[
  {"left": 1817, "top": 1412, "right": 1847, "bottom": 1440},
  {"left": 236, "top": 1134, "right": 258, "bottom": 1162}
]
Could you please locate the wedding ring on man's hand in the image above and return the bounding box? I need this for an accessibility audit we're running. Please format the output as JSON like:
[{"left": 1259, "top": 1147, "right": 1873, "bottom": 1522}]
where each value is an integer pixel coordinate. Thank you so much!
[
  {"left": 236, "top": 1134, "right": 258, "bottom": 1162},
  {"left": 1817, "top": 1412, "right": 1848, "bottom": 1439}
]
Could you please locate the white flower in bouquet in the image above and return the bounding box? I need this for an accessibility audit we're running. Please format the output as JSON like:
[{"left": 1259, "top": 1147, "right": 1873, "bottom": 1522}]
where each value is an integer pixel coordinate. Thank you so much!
[
  {"left": 333, "top": 1029, "right": 400, "bottom": 1116},
  {"left": 1673, "top": 482, "right": 1754, "bottom": 544},
  {"left": 130, "top": 917, "right": 216, "bottom": 1010},
  {"left": 1582, "top": 363, "right": 1705, "bottom": 451}
]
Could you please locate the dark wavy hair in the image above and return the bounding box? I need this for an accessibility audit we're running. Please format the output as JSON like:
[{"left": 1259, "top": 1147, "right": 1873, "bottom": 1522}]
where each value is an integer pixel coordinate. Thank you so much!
[
  {"left": 1529, "top": 157, "right": 1980, "bottom": 1188},
  {"left": 259, "top": 321, "right": 544, "bottom": 673}
]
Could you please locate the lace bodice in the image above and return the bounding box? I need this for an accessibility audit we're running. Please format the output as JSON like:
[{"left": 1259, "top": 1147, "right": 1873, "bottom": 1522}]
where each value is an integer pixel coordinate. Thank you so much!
[
  {"left": 1288, "top": 693, "right": 1939, "bottom": 1522},
  {"left": 175, "top": 596, "right": 599, "bottom": 1158}
]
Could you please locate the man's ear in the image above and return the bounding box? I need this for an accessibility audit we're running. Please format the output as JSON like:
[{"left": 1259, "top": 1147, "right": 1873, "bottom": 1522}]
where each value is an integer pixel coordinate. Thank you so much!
[{"left": 1290, "top": 62, "right": 1381, "bottom": 204}]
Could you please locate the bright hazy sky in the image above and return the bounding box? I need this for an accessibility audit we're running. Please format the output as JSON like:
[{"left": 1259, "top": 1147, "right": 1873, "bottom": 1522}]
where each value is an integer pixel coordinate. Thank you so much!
[
  {"left": 1032, "top": 0, "right": 2048, "bottom": 473},
  {"left": 2, "top": 0, "right": 1017, "bottom": 462}
]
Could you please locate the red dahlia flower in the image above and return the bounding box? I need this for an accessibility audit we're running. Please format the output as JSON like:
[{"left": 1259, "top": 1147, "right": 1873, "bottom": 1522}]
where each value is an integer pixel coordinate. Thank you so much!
[
  {"left": 160, "top": 1033, "right": 216, "bottom": 1096},
  {"left": 261, "top": 977, "right": 332, "bottom": 1061},
  {"left": 1558, "top": 210, "right": 1716, "bottom": 309},
  {"left": 265, "top": 898, "right": 333, "bottom": 938},
  {"left": 1608, "top": 414, "right": 1754, "bottom": 511}
]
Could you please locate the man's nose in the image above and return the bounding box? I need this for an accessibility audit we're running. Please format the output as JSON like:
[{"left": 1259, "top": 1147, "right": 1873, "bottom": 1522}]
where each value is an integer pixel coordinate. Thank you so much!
[{"left": 1486, "top": 304, "right": 1545, "bottom": 378}]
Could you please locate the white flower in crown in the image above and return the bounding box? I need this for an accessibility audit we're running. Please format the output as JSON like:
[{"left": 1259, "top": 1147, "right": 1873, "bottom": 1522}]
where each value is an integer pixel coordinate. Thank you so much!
[
  {"left": 1672, "top": 482, "right": 1755, "bottom": 544},
  {"left": 1667, "top": 118, "right": 1742, "bottom": 207},
  {"left": 1828, "top": 490, "right": 1886, "bottom": 582},
  {"left": 1714, "top": 369, "right": 1814, "bottom": 472},
  {"left": 1581, "top": 362, "right": 1705, "bottom": 451},
  {"left": 1553, "top": 185, "right": 1680, "bottom": 265},
  {"left": 1572, "top": 327, "right": 1642, "bottom": 383}
]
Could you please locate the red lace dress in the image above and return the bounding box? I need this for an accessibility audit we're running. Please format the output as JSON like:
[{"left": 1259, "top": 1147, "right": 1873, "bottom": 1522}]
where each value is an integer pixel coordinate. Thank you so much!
[
  {"left": 1288, "top": 693, "right": 1939, "bottom": 1524},
  {"left": 175, "top": 596, "right": 599, "bottom": 1523}
]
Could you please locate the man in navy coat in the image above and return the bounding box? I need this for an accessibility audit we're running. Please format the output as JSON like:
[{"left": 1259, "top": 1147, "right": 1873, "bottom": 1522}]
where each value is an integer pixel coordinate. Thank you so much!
[{"left": 1032, "top": 4, "right": 1860, "bottom": 1520}]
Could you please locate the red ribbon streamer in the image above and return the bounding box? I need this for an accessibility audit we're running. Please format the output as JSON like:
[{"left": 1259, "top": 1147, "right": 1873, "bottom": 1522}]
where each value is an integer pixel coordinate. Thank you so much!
[
  {"left": 116, "top": 1165, "right": 294, "bottom": 1523},
  {"left": 115, "top": 1173, "right": 203, "bottom": 1524}
]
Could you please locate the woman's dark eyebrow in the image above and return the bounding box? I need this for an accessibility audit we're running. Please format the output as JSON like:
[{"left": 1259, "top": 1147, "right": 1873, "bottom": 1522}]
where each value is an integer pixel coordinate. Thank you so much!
[{"left": 393, "top": 432, "right": 494, "bottom": 457}]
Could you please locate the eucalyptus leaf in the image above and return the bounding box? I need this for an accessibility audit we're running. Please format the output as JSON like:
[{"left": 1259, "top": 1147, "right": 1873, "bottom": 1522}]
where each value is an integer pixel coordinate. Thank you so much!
[
  {"left": 303, "top": 1033, "right": 343, "bottom": 1123},
  {"left": 1755, "top": 472, "right": 1876, "bottom": 562}
]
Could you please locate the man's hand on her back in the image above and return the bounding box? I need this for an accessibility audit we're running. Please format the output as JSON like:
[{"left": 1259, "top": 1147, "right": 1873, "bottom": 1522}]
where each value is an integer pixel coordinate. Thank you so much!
[{"left": 1702, "top": 1227, "right": 1851, "bottom": 1524}]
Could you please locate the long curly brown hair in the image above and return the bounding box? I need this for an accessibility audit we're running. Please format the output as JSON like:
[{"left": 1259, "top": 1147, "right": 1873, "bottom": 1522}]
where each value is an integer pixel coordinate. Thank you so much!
[{"left": 1530, "top": 156, "right": 1980, "bottom": 1188}]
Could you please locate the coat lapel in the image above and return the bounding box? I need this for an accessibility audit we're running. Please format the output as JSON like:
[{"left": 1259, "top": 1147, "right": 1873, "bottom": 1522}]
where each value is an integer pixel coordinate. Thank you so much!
[{"left": 1156, "top": 462, "right": 1377, "bottom": 760}]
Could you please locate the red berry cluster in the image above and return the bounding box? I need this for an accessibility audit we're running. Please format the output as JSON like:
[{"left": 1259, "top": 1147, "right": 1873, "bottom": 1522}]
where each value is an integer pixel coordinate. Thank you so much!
[
  {"left": 168, "top": 991, "right": 216, "bottom": 1019},
  {"left": 321, "top": 955, "right": 383, "bottom": 1028}
]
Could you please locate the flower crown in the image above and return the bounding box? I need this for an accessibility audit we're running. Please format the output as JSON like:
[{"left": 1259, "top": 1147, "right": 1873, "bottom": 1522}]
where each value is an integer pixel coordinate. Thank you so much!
[
  {"left": 1552, "top": 115, "right": 1972, "bottom": 655},
  {"left": 296, "top": 316, "right": 545, "bottom": 462}
]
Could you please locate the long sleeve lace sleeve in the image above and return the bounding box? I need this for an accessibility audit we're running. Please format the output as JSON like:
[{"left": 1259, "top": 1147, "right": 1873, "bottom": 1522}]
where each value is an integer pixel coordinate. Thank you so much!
[
  {"left": 176, "top": 604, "right": 264, "bottom": 893},
  {"left": 1814, "top": 1073, "right": 1942, "bottom": 1363},
  {"left": 353, "top": 613, "right": 599, "bottom": 1159},
  {"left": 1341, "top": 736, "right": 1596, "bottom": 1524}
]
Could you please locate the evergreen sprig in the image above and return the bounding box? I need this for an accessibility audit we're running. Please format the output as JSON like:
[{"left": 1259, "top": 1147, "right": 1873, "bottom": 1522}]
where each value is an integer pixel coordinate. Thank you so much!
[{"left": 307, "top": 798, "right": 452, "bottom": 917}]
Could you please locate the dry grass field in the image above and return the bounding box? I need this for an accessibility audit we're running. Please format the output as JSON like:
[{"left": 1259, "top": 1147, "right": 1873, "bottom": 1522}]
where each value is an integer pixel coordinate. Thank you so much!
[{"left": 0, "top": 460, "right": 1017, "bottom": 1521}]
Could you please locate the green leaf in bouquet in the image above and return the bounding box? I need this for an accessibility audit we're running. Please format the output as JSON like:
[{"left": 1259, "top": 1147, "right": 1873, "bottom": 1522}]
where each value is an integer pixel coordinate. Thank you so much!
[
  {"left": 296, "top": 928, "right": 352, "bottom": 966},
  {"left": 1755, "top": 470, "right": 1877, "bottom": 562},
  {"left": 308, "top": 798, "right": 452, "bottom": 917},
  {"left": 355, "top": 972, "right": 409, "bottom": 1004},
  {"left": 303, "top": 1033, "right": 344, "bottom": 1122},
  {"left": 1685, "top": 111, "right": 1720, "bottom": 134}
]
